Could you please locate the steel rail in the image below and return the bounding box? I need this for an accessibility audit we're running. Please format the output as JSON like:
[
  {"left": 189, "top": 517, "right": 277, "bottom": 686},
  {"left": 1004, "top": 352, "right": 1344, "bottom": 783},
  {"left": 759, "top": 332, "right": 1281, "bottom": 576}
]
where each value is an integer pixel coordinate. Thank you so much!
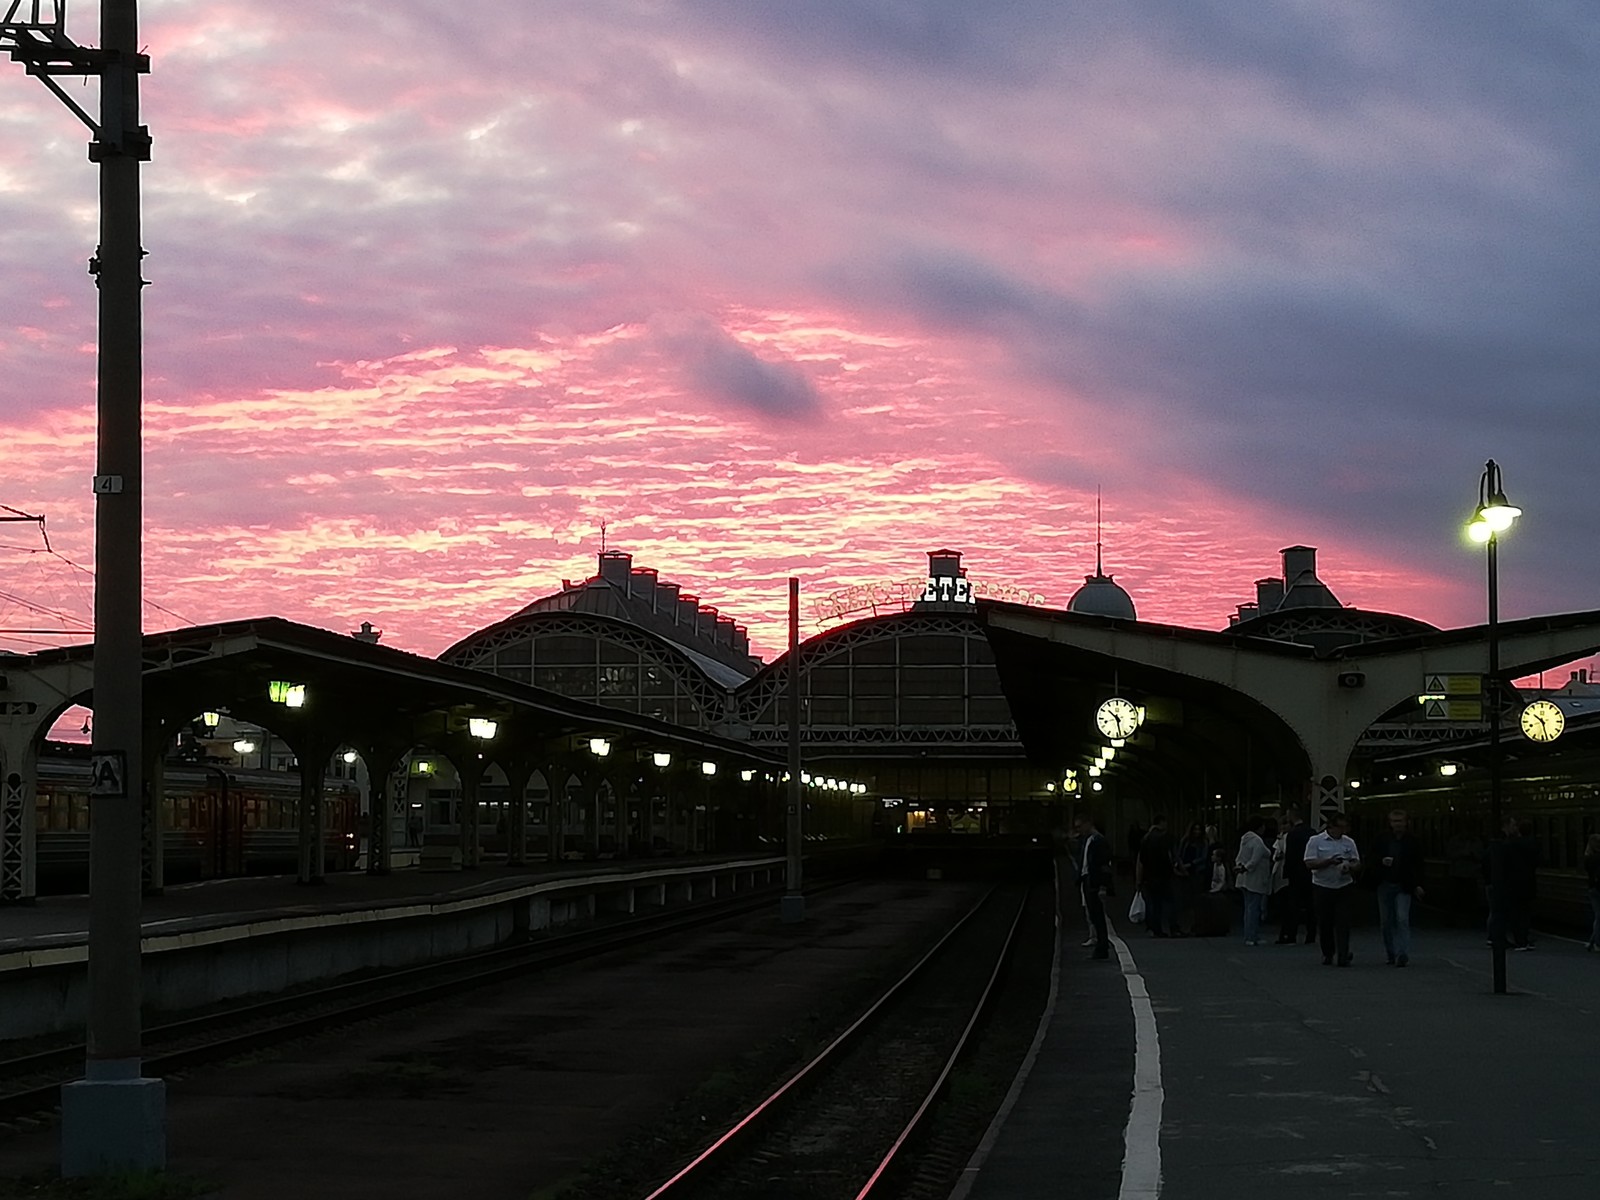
[
  {"left": 854, "top": 889, "right": 1028, "bottom": 1197},
  {"left": 0, "top": 878, "right": 859, "bottom": 1123},
  {"left": 640, "top": 884, "right": 1023, "bottom": 1200}
]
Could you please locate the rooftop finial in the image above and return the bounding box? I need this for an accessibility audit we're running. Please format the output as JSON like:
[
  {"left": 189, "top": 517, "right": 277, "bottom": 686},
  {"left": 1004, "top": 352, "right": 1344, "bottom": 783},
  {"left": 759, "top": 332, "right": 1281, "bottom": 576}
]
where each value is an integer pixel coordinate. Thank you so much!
[
  {"left": 600, "top": 519, "right": 608, "bottom": 555},
  {"left": 1095, "top": 489, "right": 1104, "bottom": 577}
]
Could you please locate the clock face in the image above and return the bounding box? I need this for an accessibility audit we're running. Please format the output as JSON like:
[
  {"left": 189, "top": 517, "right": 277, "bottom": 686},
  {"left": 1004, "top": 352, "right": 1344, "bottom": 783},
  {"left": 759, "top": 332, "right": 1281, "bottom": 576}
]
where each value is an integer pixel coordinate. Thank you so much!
[
  {"left": 1096, "top": 697, "right": 1140, "bottom": 740},
  {"left": 1520, "top": 700, "right": 1565, "bottom": 743}
]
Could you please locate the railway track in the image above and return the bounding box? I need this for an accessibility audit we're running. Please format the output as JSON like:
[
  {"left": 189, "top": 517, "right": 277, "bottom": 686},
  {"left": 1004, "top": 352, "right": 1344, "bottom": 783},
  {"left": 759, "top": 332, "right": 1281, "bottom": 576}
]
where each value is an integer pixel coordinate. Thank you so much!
[
  {"left": 0, "top": 879, "right": 858, "bottom": 1126},
  {"left": 639, "top": 881, "right": 1034, "bottom": 1200}
]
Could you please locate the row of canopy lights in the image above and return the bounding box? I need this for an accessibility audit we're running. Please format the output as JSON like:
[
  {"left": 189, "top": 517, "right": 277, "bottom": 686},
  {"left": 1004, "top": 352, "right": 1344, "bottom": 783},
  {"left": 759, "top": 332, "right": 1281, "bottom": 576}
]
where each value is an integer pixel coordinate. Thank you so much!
[{"left": 211, "top": 682, "right": 876, "bottom": 796}]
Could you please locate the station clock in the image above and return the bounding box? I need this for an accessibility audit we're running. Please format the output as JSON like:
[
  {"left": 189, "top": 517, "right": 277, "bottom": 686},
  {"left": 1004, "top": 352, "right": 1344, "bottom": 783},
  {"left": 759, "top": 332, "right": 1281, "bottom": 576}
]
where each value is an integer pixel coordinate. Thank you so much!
[
  {"left": 1519, "top": 699, "right": 1565, "bottom": 743},
  {"left": 1095, "top": 697, "right": 1140, "bottom": 740}
]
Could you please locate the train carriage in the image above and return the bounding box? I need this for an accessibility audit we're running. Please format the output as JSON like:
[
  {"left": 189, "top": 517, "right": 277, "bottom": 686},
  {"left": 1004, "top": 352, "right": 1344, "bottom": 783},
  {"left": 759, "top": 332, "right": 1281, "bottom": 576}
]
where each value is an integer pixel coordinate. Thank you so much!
[{"left": 34, "top": 747, "right": 359, "bottom": 893}]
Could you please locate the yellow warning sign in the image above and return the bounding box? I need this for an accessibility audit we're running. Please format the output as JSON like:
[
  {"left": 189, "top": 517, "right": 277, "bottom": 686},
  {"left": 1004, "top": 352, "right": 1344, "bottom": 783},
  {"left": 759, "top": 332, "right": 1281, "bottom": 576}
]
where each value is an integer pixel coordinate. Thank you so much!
[
  {"left": 1423, "top": 698, "right": 1483, "bottom": 721},
  {"left": 1422, "top": 673, "right": 1482, "bottom": 696}
]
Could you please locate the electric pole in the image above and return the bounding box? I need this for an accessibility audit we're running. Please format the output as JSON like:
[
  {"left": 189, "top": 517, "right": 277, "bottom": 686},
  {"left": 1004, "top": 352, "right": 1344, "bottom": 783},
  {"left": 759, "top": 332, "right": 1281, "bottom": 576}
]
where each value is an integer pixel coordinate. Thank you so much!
[{"left": 1, "top": 0, "right": 162, "bottom": 1174}]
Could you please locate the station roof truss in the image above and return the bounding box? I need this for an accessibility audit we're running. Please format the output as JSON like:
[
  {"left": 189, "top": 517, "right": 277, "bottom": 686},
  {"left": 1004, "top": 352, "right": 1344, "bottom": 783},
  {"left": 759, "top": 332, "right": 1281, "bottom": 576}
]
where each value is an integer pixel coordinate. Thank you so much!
[
  {"left": 439, "top": 610, "right": 742, "bottom": 730},
  {"left": 734, "top": 611, "right": 1025, "bottom": 759},
  {"left": 977, "top": 599, "right": 1600, "bottom": 803},
  {"left": 13, "top": 617, "right": 778, "bottom": 769}
]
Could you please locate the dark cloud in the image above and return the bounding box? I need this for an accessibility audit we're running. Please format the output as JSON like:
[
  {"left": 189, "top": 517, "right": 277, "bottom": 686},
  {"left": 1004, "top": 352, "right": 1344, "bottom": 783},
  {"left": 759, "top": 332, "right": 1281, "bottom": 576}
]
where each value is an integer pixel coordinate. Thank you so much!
[{"left": 656, "top": 314, "right": 824, "bottom": 421}]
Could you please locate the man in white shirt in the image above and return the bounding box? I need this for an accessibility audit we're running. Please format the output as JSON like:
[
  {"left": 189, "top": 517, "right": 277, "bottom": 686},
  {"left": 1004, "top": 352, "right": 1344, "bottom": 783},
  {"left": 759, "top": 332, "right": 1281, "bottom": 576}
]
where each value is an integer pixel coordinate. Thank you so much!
[
  {"left": 1234, "top": 815, "right": 1273, "bottom": 945},
  {"left": 1303, "top": 812, "right": 1361, "bottom": 966}
]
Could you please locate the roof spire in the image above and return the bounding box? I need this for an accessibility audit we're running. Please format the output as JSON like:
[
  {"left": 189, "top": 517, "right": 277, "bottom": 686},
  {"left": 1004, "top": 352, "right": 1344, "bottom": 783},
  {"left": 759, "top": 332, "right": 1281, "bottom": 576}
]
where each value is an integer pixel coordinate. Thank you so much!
[
  {"left": 1095, "top": 489, "right": 1104, "bottom": 577},
  {"left": 600, "top": 519, "right": 607, "bottom": 555}
]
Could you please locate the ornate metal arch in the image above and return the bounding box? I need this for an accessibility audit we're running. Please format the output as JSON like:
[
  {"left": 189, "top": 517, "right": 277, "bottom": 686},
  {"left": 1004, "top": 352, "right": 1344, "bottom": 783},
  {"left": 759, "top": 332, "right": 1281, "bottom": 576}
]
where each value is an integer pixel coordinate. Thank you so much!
[
  {"left": 442, "top": 612, "right": 734, "bottom": 729},
  {"left": 736, "top": 612, "right": 1022, "bottom": 750}
]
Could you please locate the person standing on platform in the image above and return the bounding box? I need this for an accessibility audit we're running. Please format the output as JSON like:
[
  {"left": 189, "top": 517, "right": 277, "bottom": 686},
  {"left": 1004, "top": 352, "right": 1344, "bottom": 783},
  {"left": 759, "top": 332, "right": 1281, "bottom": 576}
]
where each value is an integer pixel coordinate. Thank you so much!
[
  {"left": 1176, "top": 822, "right": 1209, "bottom": 935},
  {"left": 1507, "top": 819, "right": 1541, "bottom": 949},
  {"left": 1304, "top": 812, "right": 1361, "bottom": 966},
  {"left": 1076, "top": 814, "right": 1113, "bottom": 960},
  {"left": 1136, "top": 816, "right": 1177, "bottom": 937},
  {"left": 1584, "top": 834, "right": 1600, "bottom": 952},
  {"left": 1375, "top": 808, "right": 1425, "bottom": 966},
  {"left": 1234, "top": 815, "right": 1273, "bottom": 945},
  {"left": 1276, "top": 807, "right": 1316, "bottom": 945},
  {"left": 1485, "top": 814, "right": 1516, "bottom": 948}
]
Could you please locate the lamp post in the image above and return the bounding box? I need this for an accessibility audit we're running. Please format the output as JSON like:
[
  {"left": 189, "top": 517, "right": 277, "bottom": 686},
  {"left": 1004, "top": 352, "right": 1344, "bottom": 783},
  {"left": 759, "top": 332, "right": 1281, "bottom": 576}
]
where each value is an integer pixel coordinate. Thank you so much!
[
  {"left": 783, "top": 577, "right": 805, "bottom": 922},
  {"left": 2, "top": 0, "right": 161, "bottom": 1174},
  {"left": 1467, "top": 458, "right": 1521, "bottom": 995}
]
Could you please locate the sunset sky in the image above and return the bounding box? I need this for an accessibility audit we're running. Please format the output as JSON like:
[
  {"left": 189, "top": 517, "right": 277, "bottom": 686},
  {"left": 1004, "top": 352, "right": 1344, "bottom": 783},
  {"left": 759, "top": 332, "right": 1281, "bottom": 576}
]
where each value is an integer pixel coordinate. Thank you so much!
[{"left": 3, "top": 2, "right": 1598, "bottom": 663}]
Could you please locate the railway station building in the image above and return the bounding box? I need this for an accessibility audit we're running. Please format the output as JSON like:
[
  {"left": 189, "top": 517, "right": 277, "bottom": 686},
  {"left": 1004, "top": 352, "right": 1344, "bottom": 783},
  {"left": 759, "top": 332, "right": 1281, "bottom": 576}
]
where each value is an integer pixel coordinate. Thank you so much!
[{"left": 5, "top": 542, "right": 1600, "bottom": 905}]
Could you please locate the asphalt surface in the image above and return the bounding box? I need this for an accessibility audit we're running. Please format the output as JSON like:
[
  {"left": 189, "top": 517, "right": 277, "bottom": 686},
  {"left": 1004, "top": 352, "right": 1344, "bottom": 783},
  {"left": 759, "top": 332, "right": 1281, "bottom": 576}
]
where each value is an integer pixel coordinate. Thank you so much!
[{"left": 962, "top": 881, "right": 1600, "bottom": 1199}]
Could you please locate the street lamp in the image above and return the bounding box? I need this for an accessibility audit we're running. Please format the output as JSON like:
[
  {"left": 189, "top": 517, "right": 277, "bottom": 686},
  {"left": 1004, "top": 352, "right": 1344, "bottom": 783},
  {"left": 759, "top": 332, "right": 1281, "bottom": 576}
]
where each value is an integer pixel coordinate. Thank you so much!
[
  {"left": 3, "top": 3, "right": 158, "bottom": 1171},
  {"left": 1468, "top": 458, "right": 1520, "bottom": 995}
]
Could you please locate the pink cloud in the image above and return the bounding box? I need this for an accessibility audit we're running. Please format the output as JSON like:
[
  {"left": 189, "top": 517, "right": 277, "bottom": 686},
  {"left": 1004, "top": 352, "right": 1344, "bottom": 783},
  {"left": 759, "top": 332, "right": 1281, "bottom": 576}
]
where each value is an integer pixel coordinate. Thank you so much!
[{"left": 2, "top": 3, "right": 1594, "bottom": 663}]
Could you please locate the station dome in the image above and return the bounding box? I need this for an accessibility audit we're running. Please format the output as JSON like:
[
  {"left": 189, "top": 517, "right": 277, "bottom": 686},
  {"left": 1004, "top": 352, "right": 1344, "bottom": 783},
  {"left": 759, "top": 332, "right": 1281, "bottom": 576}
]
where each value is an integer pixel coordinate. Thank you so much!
[
  {"left": 1068, "top": 572, "right": 1137, "bottom": 620},
  {"left": 1068, "top": 498, "right": 1137, "bottom": 620}
]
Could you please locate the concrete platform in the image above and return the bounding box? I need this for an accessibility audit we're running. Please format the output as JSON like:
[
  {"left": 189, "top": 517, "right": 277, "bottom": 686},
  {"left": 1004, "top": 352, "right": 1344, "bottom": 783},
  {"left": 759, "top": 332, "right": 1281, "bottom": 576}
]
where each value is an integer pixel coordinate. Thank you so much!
[
  {"left": 956, "top": 868, "right": 1600, "bottom": 1199},
  {"left": 0, "top": 852, "right": 824, "bottom": 1041},
  {"left": 0, "top": 853, "right": 765, "bottom": 954}
]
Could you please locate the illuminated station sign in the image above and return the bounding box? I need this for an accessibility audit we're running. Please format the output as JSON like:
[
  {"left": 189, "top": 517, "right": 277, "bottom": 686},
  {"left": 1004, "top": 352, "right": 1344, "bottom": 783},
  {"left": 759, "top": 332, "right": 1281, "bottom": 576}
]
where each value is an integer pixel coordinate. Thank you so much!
[{"left": 811, "top": 575, "right": 1045, "bottom": 628}]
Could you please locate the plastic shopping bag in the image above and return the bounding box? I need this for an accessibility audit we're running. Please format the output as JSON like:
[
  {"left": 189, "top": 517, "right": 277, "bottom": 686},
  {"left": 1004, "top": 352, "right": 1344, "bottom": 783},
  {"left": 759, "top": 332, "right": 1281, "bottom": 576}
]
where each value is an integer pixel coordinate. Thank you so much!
[{"left": 1128, "top": 892, "right": 1146, "bottom": 923}]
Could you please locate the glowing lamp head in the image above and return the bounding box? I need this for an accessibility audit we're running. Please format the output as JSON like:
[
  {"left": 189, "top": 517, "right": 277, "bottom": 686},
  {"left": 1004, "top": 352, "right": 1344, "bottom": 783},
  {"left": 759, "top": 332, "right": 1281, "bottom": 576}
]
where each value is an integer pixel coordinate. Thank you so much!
[
  {"left": 342, "top": 750, "right": 358, "bottom": 764},
  {"left": 700, "top": 760, "right": 717, "bottom": 776},
  {"left": 653, "top": 751, "right": 671, "bottom": 768},
  {"left": 740, "top": 769, "right": 754, "bottom": 782},
  {"left": 201, "top": 711, "right": 221, "bottom": 730},
  {"left": 587, "top": 736, "right": 610, "bottom": 757},
  {"left": 284, "top": 684, "right": 307, "bottom": 709},
  {"left": 232, "top": 739, "right": 256, "bottom": 755},
  {"left": 469, "top": 717, "right": 498, "bottom": 740},
  {"left": 1468, "top": 461, "right": 1521, "bottom": 542},
  {"left": 1092, "top": 780, "right": 1104, "bottom": 792},
  {"left": 1439, "top": 763, "right": 1458, "bottom": 777},
  {"left": 1482, "top": 495, "right": 1521, "bottom": 532},
  {"left": 1088, "top": 765, "right": 1102, "bottom": 777}
]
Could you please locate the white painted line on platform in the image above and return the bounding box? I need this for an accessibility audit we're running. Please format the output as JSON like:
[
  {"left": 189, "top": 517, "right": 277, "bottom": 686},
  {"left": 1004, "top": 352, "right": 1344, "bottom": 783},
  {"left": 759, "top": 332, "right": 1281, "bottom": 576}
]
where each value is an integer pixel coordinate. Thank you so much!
[
  {"left": 1109, "top": 919, "right": 1163, "bottom": 1200},
  {"left": 946, "top": 866, "right": 1063, "bottom": 1200}
]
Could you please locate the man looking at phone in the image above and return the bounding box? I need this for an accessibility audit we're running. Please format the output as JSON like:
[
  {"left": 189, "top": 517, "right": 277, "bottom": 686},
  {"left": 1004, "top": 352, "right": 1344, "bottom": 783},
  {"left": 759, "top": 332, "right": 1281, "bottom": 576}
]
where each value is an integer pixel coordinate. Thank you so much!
[{"left": 1304, "top": 812, "right": 1361, "bottom": 966}]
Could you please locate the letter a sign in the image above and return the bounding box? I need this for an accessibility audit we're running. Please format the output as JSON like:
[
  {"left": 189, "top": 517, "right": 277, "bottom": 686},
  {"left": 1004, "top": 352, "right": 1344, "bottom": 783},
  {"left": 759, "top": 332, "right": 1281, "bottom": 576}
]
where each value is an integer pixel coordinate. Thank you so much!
[{"left": 89, "top": 751, "right": 127, "bottom": 798}]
